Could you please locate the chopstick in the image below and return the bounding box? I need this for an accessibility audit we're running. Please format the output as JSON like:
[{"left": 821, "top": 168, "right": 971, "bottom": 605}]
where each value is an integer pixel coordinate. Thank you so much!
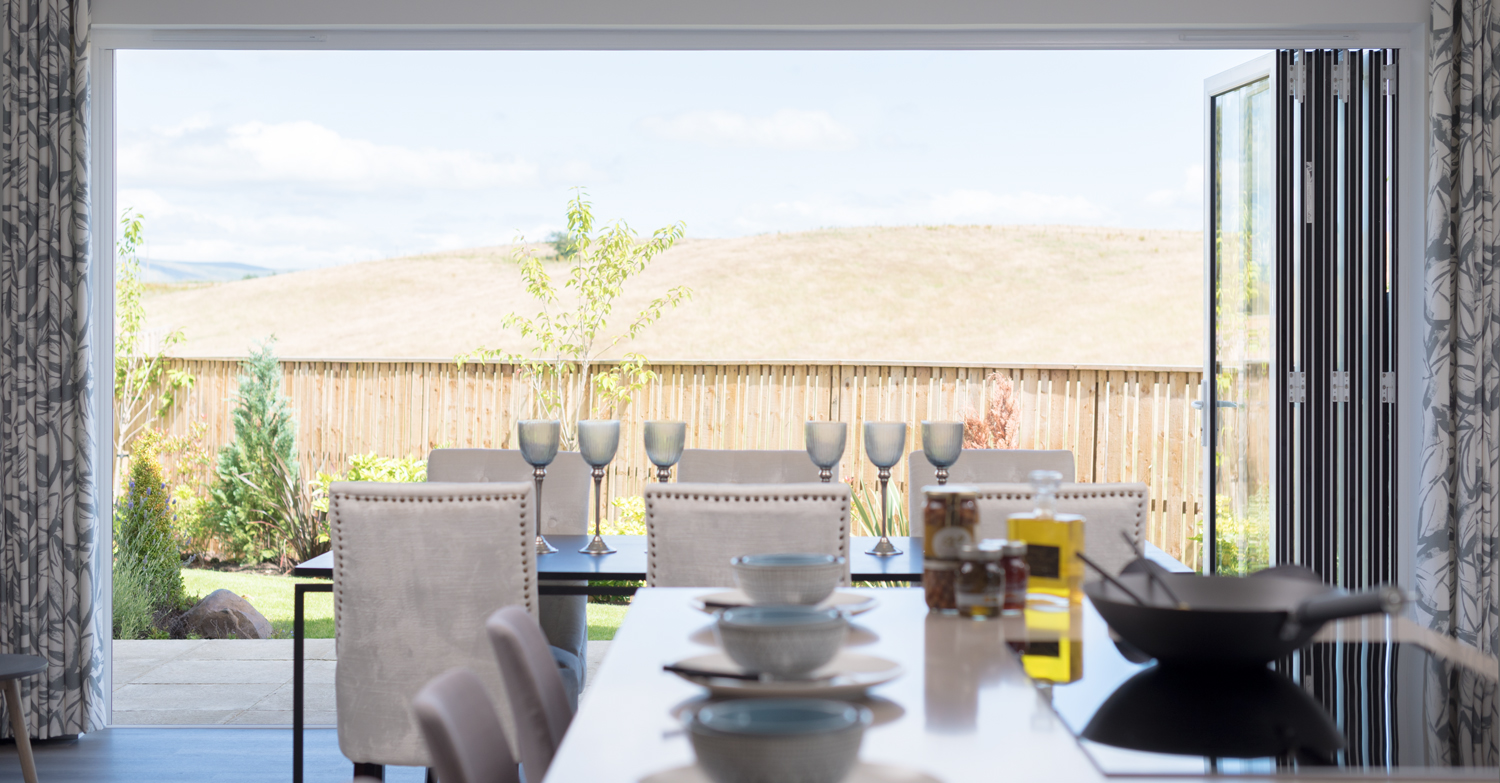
[
  {"left": 1119, "top": 531, "right": 1189, "bottom": 609},
  {"left": 1075, "top": 551, "right": 1149, "bottom": 606},
  {"left": 663, "top": 664, "right": 766, "bottom": 681}
]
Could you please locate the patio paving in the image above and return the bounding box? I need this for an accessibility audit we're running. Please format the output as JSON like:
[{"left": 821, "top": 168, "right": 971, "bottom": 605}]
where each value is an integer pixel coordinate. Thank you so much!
[{"left": 111, "top": 639, "right": 612, "bottom": 726}]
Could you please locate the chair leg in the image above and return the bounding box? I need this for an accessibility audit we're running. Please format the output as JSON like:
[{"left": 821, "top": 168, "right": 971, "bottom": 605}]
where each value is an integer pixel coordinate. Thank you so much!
[
  {"left": 2, "top": 680, "right": 37, "bottom": 783},
  {"left": 353, "top": 761, "right": 385, "bottom": 780},
  {"left": 426, "top": 768, "right": 436, "bottom": 783}
]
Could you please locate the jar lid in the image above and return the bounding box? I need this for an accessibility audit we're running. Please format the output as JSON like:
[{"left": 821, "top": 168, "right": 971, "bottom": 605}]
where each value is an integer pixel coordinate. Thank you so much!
[
  {"left": 922, "top": 484, "right": 980, "bottom": 498},
  {"left": 958, "top": 541, "right": 1005, "bottom": 561},
  {"left": 1002, "top": 540, "right": 1028, "bottom": 556}
]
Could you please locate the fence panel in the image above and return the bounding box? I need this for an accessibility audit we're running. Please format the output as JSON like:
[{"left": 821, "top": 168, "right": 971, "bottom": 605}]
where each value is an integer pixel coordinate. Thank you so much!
[{"left": 150, "top": 358, "right": 1204, "bottom": 568}]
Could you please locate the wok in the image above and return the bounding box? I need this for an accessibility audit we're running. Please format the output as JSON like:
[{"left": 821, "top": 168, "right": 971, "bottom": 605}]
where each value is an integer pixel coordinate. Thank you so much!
[{"left": 1083, "top": 561, "right": 1405, "bottom": 668}]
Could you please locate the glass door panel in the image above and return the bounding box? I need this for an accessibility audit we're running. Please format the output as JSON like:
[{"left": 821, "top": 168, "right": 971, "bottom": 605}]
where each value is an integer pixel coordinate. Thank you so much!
[{"left": 1208, "top": 61, "right": 1274, "bottom": 574}]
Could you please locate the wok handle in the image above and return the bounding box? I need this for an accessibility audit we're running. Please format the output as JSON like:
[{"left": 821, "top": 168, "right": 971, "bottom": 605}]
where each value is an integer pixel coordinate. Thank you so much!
[{"left": 1294, "top": 586, "right": 1406, "bottom": 625}]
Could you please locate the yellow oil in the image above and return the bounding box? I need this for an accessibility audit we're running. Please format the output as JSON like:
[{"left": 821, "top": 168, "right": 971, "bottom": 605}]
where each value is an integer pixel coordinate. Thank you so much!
[
  {"left": 1017, "top": 603, "right": 1083, "bottom": 684},
  {"left": 1007, "top": 511, "right": 1085, "bottom": 602}
]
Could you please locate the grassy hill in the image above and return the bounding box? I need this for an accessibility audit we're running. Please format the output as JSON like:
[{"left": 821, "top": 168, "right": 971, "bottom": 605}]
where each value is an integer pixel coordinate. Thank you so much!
[{"left": 143, "top": 225, "right": 1203, "bottom": 366}]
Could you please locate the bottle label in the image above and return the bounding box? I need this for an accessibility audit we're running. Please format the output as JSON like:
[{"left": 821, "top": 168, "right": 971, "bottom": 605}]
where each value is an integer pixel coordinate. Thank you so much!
[
  {"left": 931, "top": 526, "right": 974, "bottom": 559},
  {"left": 1027, "top": 544, "right": 1062, "bottom": 579}
]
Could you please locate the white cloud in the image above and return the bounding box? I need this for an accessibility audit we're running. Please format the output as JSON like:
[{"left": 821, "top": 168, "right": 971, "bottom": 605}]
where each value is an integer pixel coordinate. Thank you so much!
[
  {"left": 639, "top": 109, "right": 858, "bottom": 151},
  {"left": 120, "top": 120, "right": 538, "bottom": 191},
  {"left": 1146, "top": 164, "right": 1203, "bottom": 209}
]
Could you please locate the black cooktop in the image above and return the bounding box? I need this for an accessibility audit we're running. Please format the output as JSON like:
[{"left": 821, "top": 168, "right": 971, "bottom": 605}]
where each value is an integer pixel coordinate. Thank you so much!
[{"left": 1043, "top": 603, "right": 1499, "bottom": 779}]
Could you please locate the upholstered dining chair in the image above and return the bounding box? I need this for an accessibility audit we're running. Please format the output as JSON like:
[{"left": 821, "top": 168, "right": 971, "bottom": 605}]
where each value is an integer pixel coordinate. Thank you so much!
[
  {"left": 643, "top": 483, "right": 852, "bottom": 587},
  {"left": 427, "top": 448, "right": 590, "bottom": 706},
  {"left": 676, "top": 449, "right": 823, "bottom": 484},
  {"left": 486, "top": 605, "right": 574, "bottom": 783},
  {"left": 330, "top": 481, "right": 535, "bottom": 780},
  {"left": 968, "top": 482, "right": 1149, "bottom": 577},
  {"left": 413, "top": 668, "right": 521, "bottom": 783},
  {"left": 905, "top": 449, "right": 1077, "bottom": 536}
]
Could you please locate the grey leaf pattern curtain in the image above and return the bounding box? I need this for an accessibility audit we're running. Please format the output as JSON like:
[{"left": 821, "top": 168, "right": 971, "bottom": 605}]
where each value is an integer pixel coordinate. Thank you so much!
[
  {"left": 1421, "top": 0, "right": 1500, "bottom": 765},
  {"left": 0, "top": 0, "right": 101, "bottom": 737}
]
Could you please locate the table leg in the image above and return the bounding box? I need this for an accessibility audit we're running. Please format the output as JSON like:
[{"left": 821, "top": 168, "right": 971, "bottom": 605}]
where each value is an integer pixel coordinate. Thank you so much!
[
  {"left": 292, "top": 581, "right": 333, "bottom": 783},
  {"left": 3, "top": 679, "right": 37, "bottom": 783}
]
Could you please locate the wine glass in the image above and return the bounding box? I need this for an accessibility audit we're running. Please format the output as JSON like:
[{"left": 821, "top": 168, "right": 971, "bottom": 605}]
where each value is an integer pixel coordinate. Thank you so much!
[
  {"left": 643, "top": 420, "right": 687, "bottom": 482},
  {"left": 804, "top": 421, "right": 847, "bottom": 483},
  {"left": 921, "top": 421, "right": 965, "bottom": 485},
  {"left": 577, "top": 420, "right": 621, "bottom": 555},
  {"left": 517, "top": 420, "right": 562, "bottom": 554},
  {"left": 862, "top": 422, "right": 907, "bottom": 556}
]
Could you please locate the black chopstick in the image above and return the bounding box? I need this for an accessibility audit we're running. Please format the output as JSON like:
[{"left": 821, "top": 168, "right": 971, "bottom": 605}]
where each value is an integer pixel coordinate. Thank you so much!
[
  {"left": 1075, "top": 551, "right": 1149, "bottom": 606},
  {"left": 662, "top": 664, "right": 764, "bottom": 681},
  {"left": 1119, "top": 531, "right": 1188, "bottom": 609}
]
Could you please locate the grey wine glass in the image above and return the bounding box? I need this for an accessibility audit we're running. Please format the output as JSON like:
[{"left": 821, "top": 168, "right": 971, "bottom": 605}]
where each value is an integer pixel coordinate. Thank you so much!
[
  {"left": 804, "top": 421, "right": 847, "bottom": 483},
  {"left": 862, "top": 422, "right": 907, "bottom": 556},
  {"left": 921, "top": 421, "right": 965, "bottom": 485},
  {"left": 517, "top": 420, "right": 562, "bottom": 554},
  {"left": 643, "top": 420, "right": 687, "bottom": 482},
  {"left": 577, "top": 420, "right": 621, "bottom": 555}
]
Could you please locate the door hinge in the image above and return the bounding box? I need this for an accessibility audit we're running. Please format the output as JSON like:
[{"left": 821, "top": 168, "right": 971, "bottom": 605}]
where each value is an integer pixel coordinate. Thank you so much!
[
  {"left": 1332, "top": 371, "right": 1350, "bottom": 403},
  {"left": 1289, "top": 371, "right": 1307, "bottom": 404},
  {"left": 1382, "top": 63, "right": 1397, "bottom": 96},
  {"left": 1380, "top": 372, "right": 1396, "bottom": 403},
  {"left": 1333, "top": 56, "right": 1350, "bottom": 102},
  {"left": 1291, "top": 55, "right": 1306, "bottom": 103},
  {"left": 1303, "top": 162, "right": 1315, "bottom": 224}
]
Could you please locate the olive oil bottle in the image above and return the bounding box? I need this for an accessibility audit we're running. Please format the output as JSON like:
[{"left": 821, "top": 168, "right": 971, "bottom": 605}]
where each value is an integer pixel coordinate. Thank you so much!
[{"left": 1006, "top": 470, "right": 1084, "bottom": 603}]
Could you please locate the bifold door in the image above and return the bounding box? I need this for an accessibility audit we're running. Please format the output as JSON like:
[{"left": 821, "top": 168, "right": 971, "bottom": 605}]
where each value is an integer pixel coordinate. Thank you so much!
[{"left": 1206, "top": 49, "right": 1398, "bottom": 589}]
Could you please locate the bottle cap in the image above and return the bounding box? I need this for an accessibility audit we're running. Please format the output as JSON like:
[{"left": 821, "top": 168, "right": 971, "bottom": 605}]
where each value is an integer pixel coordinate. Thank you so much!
[{"left": 1002, "top": 540, "right": 1028, "bottom": 556}]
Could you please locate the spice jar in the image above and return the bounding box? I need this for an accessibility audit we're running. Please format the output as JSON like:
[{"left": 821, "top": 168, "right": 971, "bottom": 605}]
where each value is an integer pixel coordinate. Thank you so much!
[
  {"left": 956, "top": 540, "right": 1006, "bottom": 619},
  {"left": 922, "top": 485, "right": 980, "bottom": 560},
  {"left": 1001, "top": 540, "right": 1029, "bottom": 614},
  {"left": 924, "top": 560, "right": 959, "bottom": 613}
]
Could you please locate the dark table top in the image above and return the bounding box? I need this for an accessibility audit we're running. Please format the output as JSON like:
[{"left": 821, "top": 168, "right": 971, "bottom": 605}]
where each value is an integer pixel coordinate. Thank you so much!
[{"left": 291, "top": 536, "right": 1188, "bottom": 580}]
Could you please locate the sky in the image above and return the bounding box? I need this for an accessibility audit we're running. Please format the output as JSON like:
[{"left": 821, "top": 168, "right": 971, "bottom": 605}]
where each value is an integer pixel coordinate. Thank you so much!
[{"left": 117, "top": 49, "right": 1265, "bottom": 271}]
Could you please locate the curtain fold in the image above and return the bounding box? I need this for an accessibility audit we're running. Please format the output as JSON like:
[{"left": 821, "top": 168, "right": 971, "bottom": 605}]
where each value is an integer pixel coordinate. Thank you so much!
[
  {"left": 0, "top": 0, "right": 100, "bottom": 737},
  {"left": 1421, "top": 0, "right": 1500, "bottom": 765}
]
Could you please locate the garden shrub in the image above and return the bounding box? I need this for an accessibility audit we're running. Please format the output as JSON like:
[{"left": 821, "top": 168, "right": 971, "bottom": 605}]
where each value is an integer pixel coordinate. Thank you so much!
[
  {"left": 113, "top": 430, "right": 186, "bottom": 638},
  {"left": 205, "top": 339, "right": 303, "bottom": 563},
  {"left": 310, "top": 452, "right": 426, "bottom": 513}
]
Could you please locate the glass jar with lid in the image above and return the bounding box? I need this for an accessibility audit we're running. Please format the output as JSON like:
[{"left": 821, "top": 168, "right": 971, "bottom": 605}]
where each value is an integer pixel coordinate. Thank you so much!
[{"left": 956, "top": 539, "right": 1006, "bottom": 619}]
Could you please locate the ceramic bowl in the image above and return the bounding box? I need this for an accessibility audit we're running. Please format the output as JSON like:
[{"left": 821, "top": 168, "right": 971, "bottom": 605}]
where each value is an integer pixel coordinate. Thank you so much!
[
  {"left": 716, "top": 605, "right": 847, "bottom": 678},
  {"left": 731, "top": 553, "right": 846, "bottom": 605},
  {"left": 688, "top": 698, "right": 871, "bottom": 783}
]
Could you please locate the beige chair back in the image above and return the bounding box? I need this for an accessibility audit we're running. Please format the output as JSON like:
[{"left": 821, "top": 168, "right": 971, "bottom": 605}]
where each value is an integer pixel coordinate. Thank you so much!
[
  {"left": 906, "top": 449, "right": 1076, "bottom": 535},
  {"left": 676, "top": 449, "right": 823, "bottom": 484},
  {"left": 427, "top": 448, "right": 590, "bottom": 535},
  {"left": 331, "top": 481, "right": 535, "bottom": 767},
  {"left": 487, "top": 606, "right": 573, "bottom": 783},
  {"left": 644, "top": 483, "right": 851, "bottom": 587},
  {"left": 412, "top": 668, "right": 521, "bottom": 783},
  {"left": 966, "top": 482, "right": 1147, "bottom": 577}
]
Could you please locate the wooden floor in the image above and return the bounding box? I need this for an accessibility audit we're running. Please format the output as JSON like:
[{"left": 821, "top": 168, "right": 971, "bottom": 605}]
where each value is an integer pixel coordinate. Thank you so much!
[{"left": 0, "top": 727, "right": 431, "bottom": 783}]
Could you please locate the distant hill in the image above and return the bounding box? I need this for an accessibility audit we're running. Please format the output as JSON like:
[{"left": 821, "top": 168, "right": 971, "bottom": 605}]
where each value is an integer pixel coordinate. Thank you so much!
[
  {"left": 143, "top": 260, "right": 281, "bottom": 284},
  {"left": 142, "top": 225, "right": 1203, "bottom": 366}
]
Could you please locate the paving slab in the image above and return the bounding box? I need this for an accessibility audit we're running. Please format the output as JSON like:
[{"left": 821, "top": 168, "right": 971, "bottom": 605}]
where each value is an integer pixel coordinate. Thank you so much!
[
  {"left": 250, "top": 682, "right": 337, "bottom": 712},
  {"left": 227, "top": 710, "right": 338, "bottom": 726},
  {"left": 113, "top": 683, "right": 276, "bottom": 712},
  {"left": 131, "top": 659, "right": 294, "bottom": 685},
  {"left": 112, "top": 639, "right": 207, "bottom": 660},
  {"left": 108, "top": 709, "right": 241, "bottom": 725}
]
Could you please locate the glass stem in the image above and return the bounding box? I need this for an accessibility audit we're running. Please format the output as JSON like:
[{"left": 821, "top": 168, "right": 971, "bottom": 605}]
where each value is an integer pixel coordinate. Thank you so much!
[
  {"left": 878, "top": 468, "right": 891, "bottom": 540},
  {"left": 592, "top": 469, "right": 605, "bottom": 537}
]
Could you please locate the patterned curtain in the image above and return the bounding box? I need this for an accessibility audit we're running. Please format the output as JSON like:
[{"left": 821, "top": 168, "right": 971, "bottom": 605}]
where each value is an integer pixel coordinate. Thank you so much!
[
  {"left": 0, "top": 0, "right": 101, "bottom": 738},
  {"left": 1421, "top": 0, "right": 1500, "bottom": 765}
]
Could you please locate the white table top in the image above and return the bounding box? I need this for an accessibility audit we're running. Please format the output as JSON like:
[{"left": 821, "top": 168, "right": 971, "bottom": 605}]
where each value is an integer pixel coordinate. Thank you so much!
[{"left": 545, "top": 587, "right": 1104, "bottom": 783}]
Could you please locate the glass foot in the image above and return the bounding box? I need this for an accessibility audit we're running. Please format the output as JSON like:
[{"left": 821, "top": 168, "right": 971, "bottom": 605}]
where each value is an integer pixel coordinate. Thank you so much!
[
  {"left": 866, "top": 536, "right": 902, "bottom": 556},
  {"left": 536, "top": 535, "right": 559, "bottom": 554},
  {"left": 580, "top": 535, "right": 617, "bottom": 555}
]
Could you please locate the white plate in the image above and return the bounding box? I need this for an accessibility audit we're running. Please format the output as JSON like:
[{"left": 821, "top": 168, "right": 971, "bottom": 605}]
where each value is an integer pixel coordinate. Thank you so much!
[
  {"left": 641, "top": 761, "right": 941, "bottom": 783},
  {"left": 687, "top": 623, "right": 879, "bottom": 648},
  {"left": 666, "top": 650, "right": 903, "bottom": 698},
  {"left": 691, "top": 589, "right": 879, "bottom": 616}
]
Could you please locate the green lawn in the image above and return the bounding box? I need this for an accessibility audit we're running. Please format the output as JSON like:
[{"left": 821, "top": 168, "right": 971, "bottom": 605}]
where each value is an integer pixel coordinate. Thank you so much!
[{"left": 181, "top": 568, "right": 630, "bottom": 641}]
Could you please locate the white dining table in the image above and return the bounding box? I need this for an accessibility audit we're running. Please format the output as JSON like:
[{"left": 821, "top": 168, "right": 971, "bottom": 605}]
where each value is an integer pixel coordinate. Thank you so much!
[{"left": 543, "top": 587, "right": 1106, "bottom": 783}]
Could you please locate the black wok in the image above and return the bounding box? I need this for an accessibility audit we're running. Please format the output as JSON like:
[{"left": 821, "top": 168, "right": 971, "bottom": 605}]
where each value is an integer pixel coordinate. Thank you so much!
[{"left": 1083, "top": 561, "right": 1405, "bottom": 668}]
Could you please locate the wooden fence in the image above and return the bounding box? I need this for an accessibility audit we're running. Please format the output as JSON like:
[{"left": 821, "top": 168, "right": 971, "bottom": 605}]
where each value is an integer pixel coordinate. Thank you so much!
[{"left": 150, "top": 359, "right": 1206, "bottom": 569}]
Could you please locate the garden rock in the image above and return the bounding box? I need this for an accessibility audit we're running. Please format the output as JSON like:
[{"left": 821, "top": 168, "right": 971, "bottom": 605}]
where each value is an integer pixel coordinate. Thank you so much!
[{"left": 182, "top": 589, "right": 273, "bottom": 639}]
